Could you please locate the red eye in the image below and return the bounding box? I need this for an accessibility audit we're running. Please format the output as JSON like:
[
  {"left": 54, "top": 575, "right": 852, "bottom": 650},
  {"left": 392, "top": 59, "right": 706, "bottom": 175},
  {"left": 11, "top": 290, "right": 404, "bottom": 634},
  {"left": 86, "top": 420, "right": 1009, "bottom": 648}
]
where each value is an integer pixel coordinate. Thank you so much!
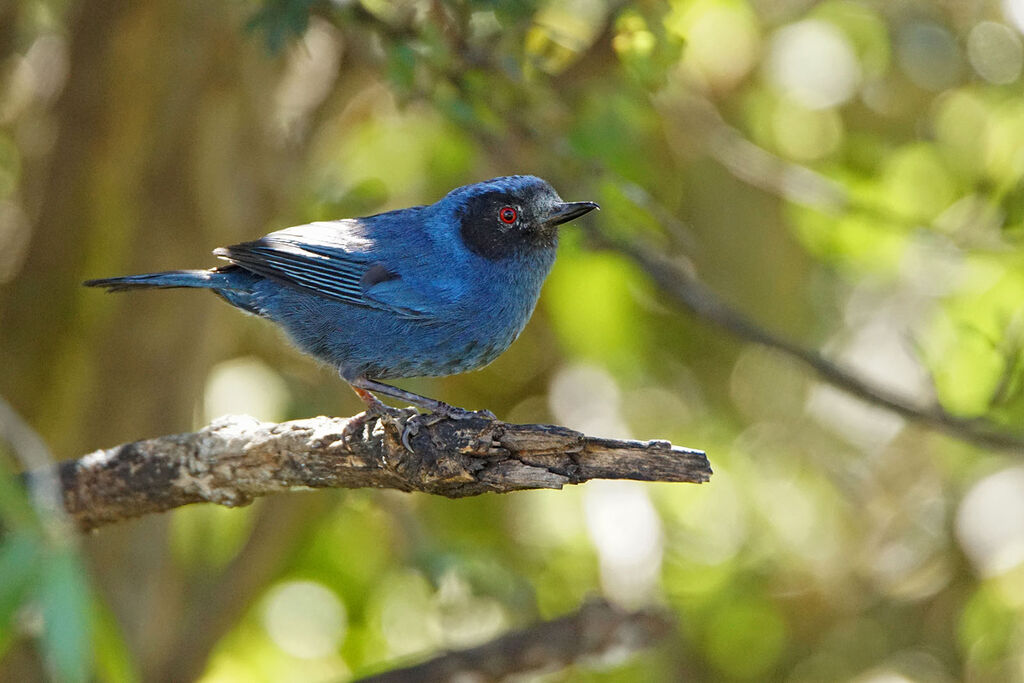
[{"left": 499, "top": 207, "right": 517, "bottom": 224}]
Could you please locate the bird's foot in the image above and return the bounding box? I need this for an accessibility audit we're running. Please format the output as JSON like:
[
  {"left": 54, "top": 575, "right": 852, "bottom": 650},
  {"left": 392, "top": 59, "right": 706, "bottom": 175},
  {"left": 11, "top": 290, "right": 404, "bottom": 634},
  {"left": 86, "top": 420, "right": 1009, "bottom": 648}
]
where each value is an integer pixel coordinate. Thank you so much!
[
  {"left": 342, "top": 402, "right": 418, "bottom": 450},
  {"left": 341, "top": 411, "right": 372, "bottom": 446},
  {"left": 395, "top": 404, "right": 497, "bottom": 453},
  {"left": 346, "top": 392, "right": 498, "bottom": 452}
]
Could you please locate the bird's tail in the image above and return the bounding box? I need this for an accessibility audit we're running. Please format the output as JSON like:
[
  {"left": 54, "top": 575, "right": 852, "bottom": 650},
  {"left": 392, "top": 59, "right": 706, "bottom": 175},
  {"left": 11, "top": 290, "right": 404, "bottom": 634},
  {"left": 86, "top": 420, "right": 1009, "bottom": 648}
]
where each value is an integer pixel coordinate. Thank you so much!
[{"left": 83, "top": 269, "right": 220, "bottom": 292}]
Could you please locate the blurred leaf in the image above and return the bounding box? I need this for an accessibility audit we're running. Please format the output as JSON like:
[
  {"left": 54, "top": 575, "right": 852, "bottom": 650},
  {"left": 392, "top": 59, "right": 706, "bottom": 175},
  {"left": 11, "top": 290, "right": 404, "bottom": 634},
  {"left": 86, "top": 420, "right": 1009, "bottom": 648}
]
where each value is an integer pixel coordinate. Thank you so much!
[
  {"left": 924, "top": 257, "right": 1024, "bottom": 415},
  {"left": 485, "top": 0, "right": 542, "bottom": 25},
  {"left": 544, "top": 244, "right": 651, "bottom": 372},
  {"left": 387, "top": 43, "right": 418, "bottom": 94},
  {"left": 668, "top": 0, "right": 761, "bottom": 91},
  {"left": 246, "top": 0, "right": 317, "bottom": 53},
  {"left": 0, "top": 454, "right": 38, "bottom": 530},
  {"left": 959, "top": 584, "right": 1016, "bottom": 665},
  {"left": 934, "top": 88, "right": 991, "bottom": 182},
  {"left": 171, "top": 503, "right": 257, "bottom": 572},
  {"left": 882, "top": 143, "right": 958, "bottom": 222},
  {"left": 92, "top": 596, "right": 140, "bottom": 683},
  {"left": 336, "top": 109, "right": 477, "bottom": 203},
  {"left": 612, "top": 9, "right": 681, "bottom": 89},
  {"left": 773, "top": 99, "right": 844, "bottom": 161},
  {"left": 569, "top": 88, "right": 662, "bottom": 184},
  {"left": 985, "top": 98, "right": 1024, "bottom": 185},
  {"left": 38, "top": 548, "right": 92, "bottom": 683},
  {"left": 704, "top": 596, "right": 787, "bottom": 679},
  {"left": 787, "top": 204, "right": 907, "bottom": 277},
  {"left": 0, "top": 531, "right": 40, "bottom": 657}
]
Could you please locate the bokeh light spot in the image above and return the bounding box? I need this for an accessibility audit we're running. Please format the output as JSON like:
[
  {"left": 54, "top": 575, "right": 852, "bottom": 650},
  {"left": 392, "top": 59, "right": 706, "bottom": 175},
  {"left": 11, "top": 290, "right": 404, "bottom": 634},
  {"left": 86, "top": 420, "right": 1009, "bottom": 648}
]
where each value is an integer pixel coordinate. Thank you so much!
[
  {"left": 584, "top": 481, "right": 663, "bottom": 606},
  {"left": 549, "top": 363, "right": 630, "bottom": 438},
  {"left": 767, "top": 19, "right": 861, "bottom": 109},
  {"left": 897, "top": 22, "right": 963, "bottom": 91},
  {"left": 967, "top": 21, "right": 1023, "bottom": 85},
  {"left": 771, "top": 98, "right": 843, "bottom": 161},
  {"left": 1003, "top": 0, "right": 1024, "bottom": 34},
  {"left": 956, "top": 467, "right": 1024, "bottom": 576},
  {"left": 672, "top": 1, "right": 761, "bottom": 90},
  {"left": 204, "top": 356, "right": 291, "bottom": 423},
  {"left": 262, "top": 581, "right": 347, "bottom": 660}
]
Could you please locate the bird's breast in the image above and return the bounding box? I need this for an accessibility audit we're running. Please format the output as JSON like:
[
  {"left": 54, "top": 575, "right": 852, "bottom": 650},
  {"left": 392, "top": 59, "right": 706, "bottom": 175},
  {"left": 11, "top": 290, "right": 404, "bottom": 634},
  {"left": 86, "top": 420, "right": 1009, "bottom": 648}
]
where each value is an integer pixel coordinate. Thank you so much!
[
  {"left": 378, "top": 248, "right": 555, "bottom": 377},
  {"left": 266, "top": 247, "right": 557, "bottom": 380}
]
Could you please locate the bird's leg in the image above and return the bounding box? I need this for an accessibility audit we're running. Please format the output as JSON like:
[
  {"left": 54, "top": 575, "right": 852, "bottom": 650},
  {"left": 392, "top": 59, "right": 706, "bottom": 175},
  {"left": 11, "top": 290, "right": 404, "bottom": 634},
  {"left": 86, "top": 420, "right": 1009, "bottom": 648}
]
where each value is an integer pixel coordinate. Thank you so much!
[
  {"left": 351, "top": 377, "right": 497, "bottom": 421},
  {"left": 342, "top": 384, "right": 419, "bottom": 450}
]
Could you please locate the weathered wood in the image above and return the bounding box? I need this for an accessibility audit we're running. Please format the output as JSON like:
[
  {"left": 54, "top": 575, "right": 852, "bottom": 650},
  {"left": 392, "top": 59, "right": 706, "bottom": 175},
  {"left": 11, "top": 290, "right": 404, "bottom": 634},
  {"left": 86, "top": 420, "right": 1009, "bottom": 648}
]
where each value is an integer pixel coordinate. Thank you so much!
[{"left": 39, "top": 412, "right": 710, "bottom": 532}]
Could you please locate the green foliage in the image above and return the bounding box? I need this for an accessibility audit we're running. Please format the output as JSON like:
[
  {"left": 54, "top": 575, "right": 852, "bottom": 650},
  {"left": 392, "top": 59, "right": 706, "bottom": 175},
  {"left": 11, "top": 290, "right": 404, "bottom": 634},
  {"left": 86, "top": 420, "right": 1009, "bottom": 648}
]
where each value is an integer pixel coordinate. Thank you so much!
[
  {"left": 247, "top": 0, "right": 318, "bottom": 53},
  {"left": 544, "top": 246, "right": 651, "bottom": 371},
  {"left": 91, "top": 598, "right": 140, "bottom": 683},
  {"left": 0, "top": 531, "right": 40, "bottom": 657},
  {"left": 959, "top": 583, "right": 1018, "bottom": 666},
  {"left": 9, "top": 0, "right": 1024, "bottom": 680},
  {"left": 704, "top": 596, "right": 787, "bottom": 679},
  {"left": 38, "top": 548, "right": 92, "bottom": 683},
  {"left": 0, "top": 457, "right": 98, "bottom": 681}
]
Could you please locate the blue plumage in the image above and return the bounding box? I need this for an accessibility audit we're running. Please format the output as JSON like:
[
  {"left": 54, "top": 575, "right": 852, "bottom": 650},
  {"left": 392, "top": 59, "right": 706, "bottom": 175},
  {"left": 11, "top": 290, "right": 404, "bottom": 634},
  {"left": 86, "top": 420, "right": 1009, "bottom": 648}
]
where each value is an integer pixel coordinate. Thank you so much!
[{"left": 85, "top": 175, "right": 598, "bottom": 420}]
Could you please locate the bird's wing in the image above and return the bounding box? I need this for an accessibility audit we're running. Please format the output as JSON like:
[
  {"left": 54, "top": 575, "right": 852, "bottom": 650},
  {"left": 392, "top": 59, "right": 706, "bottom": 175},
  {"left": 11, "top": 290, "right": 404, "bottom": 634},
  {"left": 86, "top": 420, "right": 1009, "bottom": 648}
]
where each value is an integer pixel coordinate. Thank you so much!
[{"left": 213, "top": 220, "right": 444, "bottom": 320}]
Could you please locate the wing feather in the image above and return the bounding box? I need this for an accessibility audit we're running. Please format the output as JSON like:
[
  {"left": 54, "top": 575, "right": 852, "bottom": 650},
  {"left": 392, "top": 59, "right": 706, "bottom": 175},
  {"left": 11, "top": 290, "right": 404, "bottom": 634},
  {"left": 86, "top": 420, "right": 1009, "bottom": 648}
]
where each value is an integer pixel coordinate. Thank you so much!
[{"left": 213, "top": 222, "right": 438, "bottom": 320}]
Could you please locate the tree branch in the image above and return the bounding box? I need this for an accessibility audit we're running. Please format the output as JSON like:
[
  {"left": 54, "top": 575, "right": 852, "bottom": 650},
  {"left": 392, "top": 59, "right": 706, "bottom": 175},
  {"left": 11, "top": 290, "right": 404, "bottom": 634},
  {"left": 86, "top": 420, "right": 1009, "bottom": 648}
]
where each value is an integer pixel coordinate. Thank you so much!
[
  {"left": 587, "top": 227, "right": 1024, "bottom": 452},
  {"left": 41, "top": 413, "right": 710, "bottom": 532},
  {"left": 356, "top": 598, "right": 674, "bottom": 682}
]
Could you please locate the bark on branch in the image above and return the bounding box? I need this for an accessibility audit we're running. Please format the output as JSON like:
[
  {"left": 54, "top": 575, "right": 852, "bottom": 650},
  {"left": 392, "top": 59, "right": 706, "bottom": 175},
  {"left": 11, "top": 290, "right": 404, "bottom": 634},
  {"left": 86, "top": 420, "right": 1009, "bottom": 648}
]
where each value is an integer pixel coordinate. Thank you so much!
[
  {"left": 43, "top": 412, "right": 710, "bottom": 532},
  {"left": 357, "top": 598, "right": 674, "bottom": 682}
]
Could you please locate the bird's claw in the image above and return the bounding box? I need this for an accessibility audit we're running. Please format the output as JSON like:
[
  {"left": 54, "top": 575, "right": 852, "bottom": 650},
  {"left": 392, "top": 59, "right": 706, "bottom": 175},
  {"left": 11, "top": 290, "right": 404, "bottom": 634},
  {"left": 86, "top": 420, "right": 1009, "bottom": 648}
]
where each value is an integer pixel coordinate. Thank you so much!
[
  {"left": 343, "top": 404, "right": 419, "bottom": 451},
  {"left": 397, "top": 405, "right": 498, "bottom": 453},
  {"left": 371, "top": 405, "right": 420, "bottom": 453},
  {"left": 400, "top": 416, "right": 420, "bottom": 452},
  {"left": 347, "top": 402, "right": 498, "bottom": 454}
]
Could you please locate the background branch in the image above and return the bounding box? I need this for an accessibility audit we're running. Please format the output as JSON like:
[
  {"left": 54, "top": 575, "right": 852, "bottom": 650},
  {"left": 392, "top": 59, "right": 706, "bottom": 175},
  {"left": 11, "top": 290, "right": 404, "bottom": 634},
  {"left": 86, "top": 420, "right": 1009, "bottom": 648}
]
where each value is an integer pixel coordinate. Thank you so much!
[
  {"left": 588, "top": 227, "right": 1024, "bottom": 452},
  {"left": 357, "top": 598, "right": 674, "bottom": 682},
  {"left": 42, "top": 413, "right": 710, "bottom": 532}
]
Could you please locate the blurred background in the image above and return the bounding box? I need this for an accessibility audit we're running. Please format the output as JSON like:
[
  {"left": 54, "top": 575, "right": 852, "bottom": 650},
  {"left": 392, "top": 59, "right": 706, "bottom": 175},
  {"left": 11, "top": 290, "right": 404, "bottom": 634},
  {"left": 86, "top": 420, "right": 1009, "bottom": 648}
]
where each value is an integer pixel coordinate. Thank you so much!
[{"left": 3, "top": 0, "right": 1024, "bottom": 680}]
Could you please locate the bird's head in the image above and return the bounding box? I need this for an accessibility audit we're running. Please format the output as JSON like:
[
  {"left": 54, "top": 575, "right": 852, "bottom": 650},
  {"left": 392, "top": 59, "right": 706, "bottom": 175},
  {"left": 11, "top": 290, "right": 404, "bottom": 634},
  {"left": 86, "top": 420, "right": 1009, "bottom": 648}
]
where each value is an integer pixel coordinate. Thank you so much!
[{"left": 442, "top": 175, "right": 599, "bottom": 260}]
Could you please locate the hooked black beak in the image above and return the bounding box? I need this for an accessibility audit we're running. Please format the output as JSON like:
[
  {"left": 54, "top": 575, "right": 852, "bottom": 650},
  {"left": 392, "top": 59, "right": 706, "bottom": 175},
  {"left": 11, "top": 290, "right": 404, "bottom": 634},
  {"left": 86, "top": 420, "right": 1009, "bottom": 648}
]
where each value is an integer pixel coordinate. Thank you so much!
[{"left": 544, "top": 201, "right": 600, "bottom": 228}]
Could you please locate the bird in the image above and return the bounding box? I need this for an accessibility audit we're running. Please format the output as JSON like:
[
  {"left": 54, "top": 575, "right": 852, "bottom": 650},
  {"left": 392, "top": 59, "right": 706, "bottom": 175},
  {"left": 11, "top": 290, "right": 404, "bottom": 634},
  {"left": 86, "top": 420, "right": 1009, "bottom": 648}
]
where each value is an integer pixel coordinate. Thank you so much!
[{"left": 85, "top": 175, "right": 599, "bottom": 446}]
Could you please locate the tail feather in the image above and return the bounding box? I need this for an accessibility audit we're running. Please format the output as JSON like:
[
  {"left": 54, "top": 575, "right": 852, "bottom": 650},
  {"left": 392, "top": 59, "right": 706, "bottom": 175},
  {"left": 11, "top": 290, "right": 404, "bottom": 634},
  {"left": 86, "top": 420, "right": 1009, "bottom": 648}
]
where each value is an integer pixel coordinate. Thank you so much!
[{"left": 83, "top": 270, "right": 218, "bottom": 292}]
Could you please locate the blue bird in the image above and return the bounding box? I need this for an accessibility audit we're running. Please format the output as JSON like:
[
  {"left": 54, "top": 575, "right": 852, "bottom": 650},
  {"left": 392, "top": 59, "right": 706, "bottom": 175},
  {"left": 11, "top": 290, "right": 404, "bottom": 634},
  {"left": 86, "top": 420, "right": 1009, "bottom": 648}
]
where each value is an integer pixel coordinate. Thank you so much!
[{"left": 85, "top": 175, "right": 598, "bottom": 441}]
